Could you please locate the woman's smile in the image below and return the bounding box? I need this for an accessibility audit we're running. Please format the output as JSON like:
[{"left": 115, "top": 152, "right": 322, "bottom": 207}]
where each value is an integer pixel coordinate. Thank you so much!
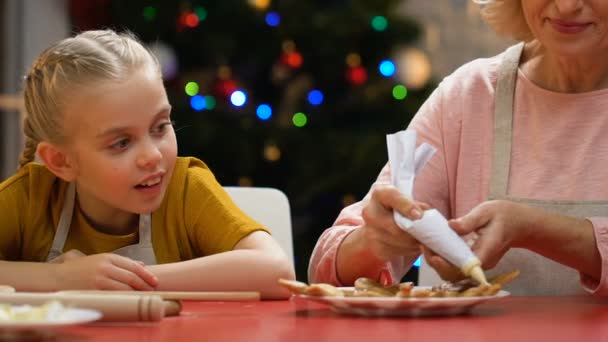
[{"left": 549, "top": 18, "right": 592, "bottom": 34}]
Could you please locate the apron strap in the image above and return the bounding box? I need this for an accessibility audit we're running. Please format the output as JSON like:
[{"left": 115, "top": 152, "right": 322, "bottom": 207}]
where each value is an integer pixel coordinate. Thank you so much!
[
  {"left": 138, "top": 213, "right": 153, "bottom": 247},
  {"left": 47, "top": 182, "right": 155, "bottom": 261},
  {"left": 46, "top": 182, "right": 76, "bottom": 261},
  {"left": 489, "top": 42, "right": 525, "bottom": 199}
]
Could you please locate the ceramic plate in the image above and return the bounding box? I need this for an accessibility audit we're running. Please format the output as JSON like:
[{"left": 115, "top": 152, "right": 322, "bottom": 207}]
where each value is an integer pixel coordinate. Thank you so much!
[
  {"left": 298, "top": 287, "right": 509, "bottom": 317},
  {"left": 0, "top": 286, "right": 14, "bottom": 293},
  {"left": 0, "top": 307, "right": 102, "bottom": 331}
]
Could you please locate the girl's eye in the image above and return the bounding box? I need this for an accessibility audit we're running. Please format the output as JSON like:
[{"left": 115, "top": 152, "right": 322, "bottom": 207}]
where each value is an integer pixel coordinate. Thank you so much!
[
  {"left": 110, "top": 138, "right": 130, "bottom": 150},
  {"left": 153, "top": 121, "right": 174, "bottom": 134}
]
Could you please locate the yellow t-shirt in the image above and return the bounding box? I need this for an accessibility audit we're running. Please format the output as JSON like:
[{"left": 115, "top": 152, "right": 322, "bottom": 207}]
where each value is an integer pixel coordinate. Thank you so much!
[{"left": 0, "top": 157, "right": 268, "bottom": 263}]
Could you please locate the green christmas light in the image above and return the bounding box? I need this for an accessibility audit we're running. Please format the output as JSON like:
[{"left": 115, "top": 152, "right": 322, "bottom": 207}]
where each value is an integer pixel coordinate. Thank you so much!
[
  {"left": 292, "top": 112, "right": 307, "bottom": 127},
  {"left": 195, "top": 7, "right": 208, "bottom": 22},
  {"left": 204, "top": 95, "right": 216, "bottom": 110},
  {"left": 371, "top": 16, "right": 388, "bottom": 31},
  {"left": 185, "top": 82, "right": 199, "bottom": 96},
  {"left": 392, "top": 85, "right": 408, "bottom": 100},
  {"left": 143, "top": 6, "right": 156, "bottom": 22}
]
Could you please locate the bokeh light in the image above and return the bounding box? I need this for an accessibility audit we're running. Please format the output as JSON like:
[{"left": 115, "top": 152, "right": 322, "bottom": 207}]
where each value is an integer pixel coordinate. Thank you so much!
[
  {"left": 204, "top": 95, "right": 216, "bottom": 110},
  {"left": 346, "top": 66, "right": 367, "bottom": 86},
  {"left": 238, "top": 176, "right": 253, "bottom": 187},
  {"left": 190, "top": 95, "right": 206, "bottom": 111},
  {"left": 379, "top": 60, "right": 395, "bottom": 77},
  {"left": 371, "top": 16, "right": 388, "bottom": 31},
  {"left": 307, "top": 90, "right": 324, "bottom": 106},
  {"left": 265, "top": 12, "right": 280, "bottom": 27},
  {"left": 282, "top": 40, "right": 296, "bottom": 53},
  {"left": 345, "top": 53, "right": 361, "bottom": 67},
  {"left": 218, "top": 66, "right": 232, "bottom": 80},
  {"left": 397, "top": 48, "right": 432, "bottom": 89},
  {"left": 256, "top": 104, "right": 272, "bottom": 120},
  {"left": 283, "top": 51, "right": 303, "bottom": 68},
  {"left": 392, "top": 84, "right": 408, "bottom": 100},
  {"left": 148, "top": 41, "right": 178, "bottom": 80},
  {"left": 143, "top": 6, "right": 156, "bottom": 22},
  {"left": 249, "top": 0, "right": 271, "bottom": 10},
  {"left": 264, "top": 143, "right": 281, "bottom": 162},
  {"left": 184, "top": 81, "right": 199, "bottom": 96},
  {"left": 292, "top": 112, "right": 307, "bottom": 127},
  {"left": 230, "top": 90, "right": 247, "bottom": 107},
  {"left": 184, "top": 12, "right": 199, "bottom": 28},
  {"left": 195, "top": 7, "right": 207, "bottom": 21}
]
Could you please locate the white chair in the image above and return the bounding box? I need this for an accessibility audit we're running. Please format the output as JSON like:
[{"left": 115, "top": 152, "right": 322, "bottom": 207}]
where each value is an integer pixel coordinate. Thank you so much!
[{"left": 223, "top": 186, "right": 294, "bottom": 262}]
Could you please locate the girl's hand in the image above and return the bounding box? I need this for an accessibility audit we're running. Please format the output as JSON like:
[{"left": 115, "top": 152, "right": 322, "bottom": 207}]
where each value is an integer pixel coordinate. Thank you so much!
[
  {"left": 55, "top": 253, "right": 159, "bottom": 290},
  {"left": 358, "top": 184, "right": 430, "bottom": 261},
  {"left": 48, "top": 249, "right": 86, "bottom": 264}
]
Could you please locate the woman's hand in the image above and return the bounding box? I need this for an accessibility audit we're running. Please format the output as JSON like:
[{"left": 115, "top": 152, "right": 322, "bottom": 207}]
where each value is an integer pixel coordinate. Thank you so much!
[
  {"left": 54, "top": 253, "right": 159, "bottom": 290},
  {"left": 358, "top": 184, "right": 430, "bottom": 262},
  {"left": 423, "top": 200, "right": 532, "bottom": 281},
  {"left": 336, "top": 184, "right": 430, "bottom": 285},
  {"left": 450, "top": 200, "right": 532, "bottom": 268}
]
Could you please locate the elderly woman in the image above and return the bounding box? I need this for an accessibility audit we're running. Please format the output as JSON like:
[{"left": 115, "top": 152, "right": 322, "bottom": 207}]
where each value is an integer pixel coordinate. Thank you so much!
[{"left": 308, "top": 0, "right": 608, "bottom": 296}]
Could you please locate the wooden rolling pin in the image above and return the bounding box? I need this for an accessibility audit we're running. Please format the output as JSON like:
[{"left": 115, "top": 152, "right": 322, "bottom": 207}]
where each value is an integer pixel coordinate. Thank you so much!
[
  {"left": 56, "top": 290, "right": 261, "bottom": 301},
  {"left": 0, "top": 292, "right": 169, "bottom": 322}
]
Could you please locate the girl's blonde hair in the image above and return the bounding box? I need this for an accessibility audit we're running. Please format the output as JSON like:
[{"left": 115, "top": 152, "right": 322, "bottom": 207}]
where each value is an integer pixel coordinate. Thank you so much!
[
  {"left": 20, "top": 30, "right": 160, "bottom": 168},
  {"left": 473, "top": 0, "right": 533, "bottom": 41}
]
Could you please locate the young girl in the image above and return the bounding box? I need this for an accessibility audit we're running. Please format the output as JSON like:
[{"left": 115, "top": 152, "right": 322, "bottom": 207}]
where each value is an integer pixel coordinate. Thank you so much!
[{"left": 0, "top": 30, "right": 294, "bottom": 299}]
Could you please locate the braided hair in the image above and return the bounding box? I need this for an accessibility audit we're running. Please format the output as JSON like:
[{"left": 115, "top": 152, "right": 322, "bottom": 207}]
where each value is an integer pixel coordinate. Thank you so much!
[{"left": 19, "top": 30, "right": 160, "bottom": 169}]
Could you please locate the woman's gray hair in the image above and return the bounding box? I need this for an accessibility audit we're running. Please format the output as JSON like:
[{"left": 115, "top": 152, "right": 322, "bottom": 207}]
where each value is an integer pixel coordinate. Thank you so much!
[{"left": 473, "top": 0, "right": 533, "bottom": 41}]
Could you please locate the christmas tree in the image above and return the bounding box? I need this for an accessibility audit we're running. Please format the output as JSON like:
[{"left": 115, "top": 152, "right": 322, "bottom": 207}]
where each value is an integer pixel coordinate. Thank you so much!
[{"left": 69, "top": 0, "right": 435, "bottom": 281}]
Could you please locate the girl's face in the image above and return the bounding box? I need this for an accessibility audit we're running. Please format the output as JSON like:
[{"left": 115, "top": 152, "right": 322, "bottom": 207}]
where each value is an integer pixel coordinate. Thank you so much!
[
  {"left": 523, "top": 0, "right": 608, "bottom": 57},
  {"left": 63, "top": 66, "right": 177, "bottom": 215}
]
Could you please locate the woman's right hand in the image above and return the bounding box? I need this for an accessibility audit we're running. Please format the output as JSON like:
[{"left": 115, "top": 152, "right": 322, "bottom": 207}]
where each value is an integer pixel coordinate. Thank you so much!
[
  {"left": 358, "top": 184, "right": 428, "bottom": 261},
  {"left": 54, "top": 253, "right": 158, "bottom": 290},
  {"left": 336, "top": 184, "right": 429, "bottom": 285}
]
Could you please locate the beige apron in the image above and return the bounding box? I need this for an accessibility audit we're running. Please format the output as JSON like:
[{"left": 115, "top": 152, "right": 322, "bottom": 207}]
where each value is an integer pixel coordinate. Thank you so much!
[
  {"left": 46, "top": 182, "right": 158, "bottom": 265},
  {"left": 419, "top": 42, "right": 607, "bottom": 295}
]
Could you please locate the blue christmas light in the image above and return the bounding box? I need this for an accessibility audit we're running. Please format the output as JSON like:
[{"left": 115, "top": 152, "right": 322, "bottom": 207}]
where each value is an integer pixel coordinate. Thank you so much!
[
  {"left": 307, "top": 89, "right": 324, "bottom": 106},
  {"left": 190, "top": 95, "right": 206, "bottom": 111},
  {"left": 265, "top": 12, "right": 280, "bottom": 27},
  {"left": 379, "top": 60, "right": 396, "bottom": 77},
  {"left": 230, "top": 90, "right": 247, "bottom": 107},
  {"left": 256, "top": 104, "right": 272, "bottom": 120}
]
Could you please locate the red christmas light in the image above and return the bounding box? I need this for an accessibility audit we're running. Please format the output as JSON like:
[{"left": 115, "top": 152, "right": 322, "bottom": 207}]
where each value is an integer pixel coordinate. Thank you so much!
[
  {"left": 280, "top": 51, "right": 303, "bottom": 69},
  {"left": 214, "top": 79, "right": 238, "bottom": 98},
  {"left": 185, "top": 13, "right": 199, "bottom": 28},
  {"left": 177, "top": 11, "right": 199, "bottom": 30},
  {"left": 346, "top": 66, "right": 367, "bottom": 86}
]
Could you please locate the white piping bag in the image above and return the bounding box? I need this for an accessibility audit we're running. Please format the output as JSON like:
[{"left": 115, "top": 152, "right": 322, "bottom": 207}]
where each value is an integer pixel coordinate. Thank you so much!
[{"left": 387, "top": 130, "right": 488, "bottom": 285}]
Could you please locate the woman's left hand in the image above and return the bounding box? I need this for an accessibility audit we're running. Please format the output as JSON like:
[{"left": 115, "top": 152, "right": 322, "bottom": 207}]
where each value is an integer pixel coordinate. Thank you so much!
[{"left": 422, "top": 200, "right": 533, "bottom": 281}]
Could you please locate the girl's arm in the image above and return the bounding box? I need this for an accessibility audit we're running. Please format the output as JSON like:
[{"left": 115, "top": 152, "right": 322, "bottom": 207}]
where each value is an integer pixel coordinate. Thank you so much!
[
  {"left": 0, "top": 261, "right": 62, "bottom": 291},
  {"left": 0, "top": 253, "right": 158, "bottom": 291},
  {"left": 148, "top": 231, "right": 295, "bottom": 299}
]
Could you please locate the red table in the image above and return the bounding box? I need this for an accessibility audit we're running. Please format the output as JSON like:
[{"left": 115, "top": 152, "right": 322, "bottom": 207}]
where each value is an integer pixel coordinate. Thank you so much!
[{"left": 56, "top": 296, "right": 608, "bottom": 341}]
